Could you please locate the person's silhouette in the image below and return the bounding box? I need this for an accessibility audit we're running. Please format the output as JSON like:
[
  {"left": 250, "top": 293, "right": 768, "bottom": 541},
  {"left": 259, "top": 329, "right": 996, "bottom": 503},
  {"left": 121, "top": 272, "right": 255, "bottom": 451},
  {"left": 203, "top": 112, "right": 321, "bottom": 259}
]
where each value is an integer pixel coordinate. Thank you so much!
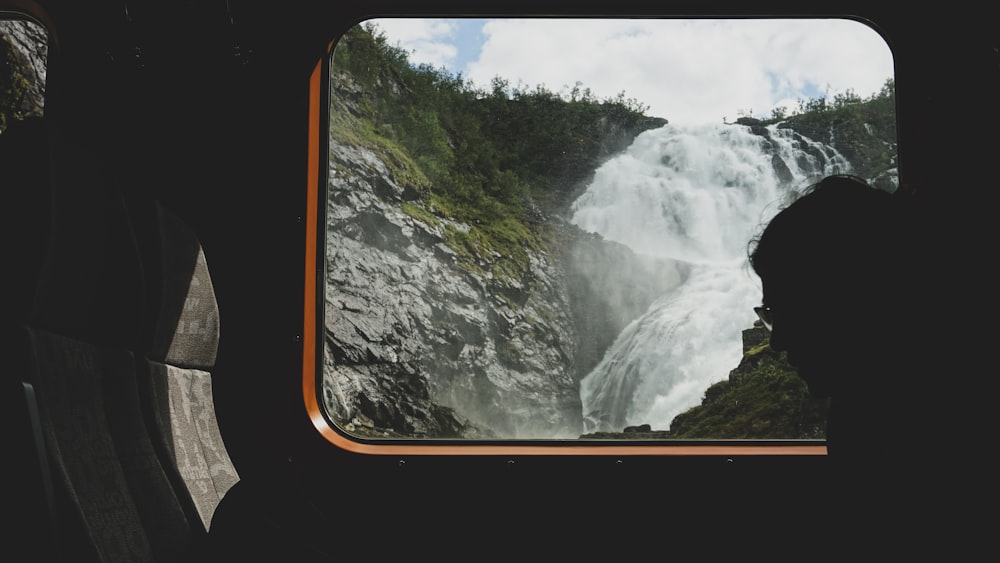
[
  {"left": 749, "top": 174, "right": 922, "bottom": 463},
  {"left": 749, "top": 174, "right": 990, "bottom": 553}
]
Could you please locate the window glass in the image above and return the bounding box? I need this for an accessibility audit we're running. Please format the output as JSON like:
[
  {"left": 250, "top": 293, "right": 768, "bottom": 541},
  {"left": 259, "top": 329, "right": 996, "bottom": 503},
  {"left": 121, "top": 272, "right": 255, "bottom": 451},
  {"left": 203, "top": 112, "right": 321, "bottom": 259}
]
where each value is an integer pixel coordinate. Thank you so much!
[
  {"left": 323, "top": 18, "right": 895, "bottom": 441},
  {"left": 0, "top": 16, "right": 47, "bottom": 131}
]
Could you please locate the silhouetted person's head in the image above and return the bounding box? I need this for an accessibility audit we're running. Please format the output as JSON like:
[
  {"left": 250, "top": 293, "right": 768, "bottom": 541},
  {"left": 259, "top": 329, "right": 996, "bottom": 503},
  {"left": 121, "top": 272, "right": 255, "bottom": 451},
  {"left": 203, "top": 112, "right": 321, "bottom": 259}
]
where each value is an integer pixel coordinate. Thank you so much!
[{"left": 749, "top": 175, "right": 914, "bottom": 401}]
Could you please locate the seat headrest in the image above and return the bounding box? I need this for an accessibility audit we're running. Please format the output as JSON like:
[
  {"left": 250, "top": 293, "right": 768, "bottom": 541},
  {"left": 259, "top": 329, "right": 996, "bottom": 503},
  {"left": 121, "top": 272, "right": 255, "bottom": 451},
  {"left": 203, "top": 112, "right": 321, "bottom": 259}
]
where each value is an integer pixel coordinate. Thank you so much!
[
  {"left": 29, "top": 159, "right": 145, "bottom": 348},
  {"left": 142, "top": 202, "right": 220, "bottom": 369},
  {"left": 0, "top": 116, "right": 50, "bottom": 323}
]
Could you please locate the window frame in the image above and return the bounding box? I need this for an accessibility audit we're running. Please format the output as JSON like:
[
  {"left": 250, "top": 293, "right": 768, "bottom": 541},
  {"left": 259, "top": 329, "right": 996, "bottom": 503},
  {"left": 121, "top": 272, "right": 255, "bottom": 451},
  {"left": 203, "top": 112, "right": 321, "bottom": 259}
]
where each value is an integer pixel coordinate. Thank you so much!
[
  {"left": 0, "top": 3, "right": 51, "bottom": 128},
  {"left": 301, "top": 14, "right": 900, "bottom": 457}
]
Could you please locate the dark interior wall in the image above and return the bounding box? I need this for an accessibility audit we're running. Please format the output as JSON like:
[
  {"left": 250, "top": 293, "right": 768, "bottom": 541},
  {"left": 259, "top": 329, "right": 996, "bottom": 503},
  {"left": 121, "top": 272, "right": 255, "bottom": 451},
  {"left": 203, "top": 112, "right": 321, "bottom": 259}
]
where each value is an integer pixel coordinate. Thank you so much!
[
  {"left": 31, "top": 0, "right": 336, "bottom": 480},
  {"left": 18, "top": 1, "right": 995, "bottom": 530}
]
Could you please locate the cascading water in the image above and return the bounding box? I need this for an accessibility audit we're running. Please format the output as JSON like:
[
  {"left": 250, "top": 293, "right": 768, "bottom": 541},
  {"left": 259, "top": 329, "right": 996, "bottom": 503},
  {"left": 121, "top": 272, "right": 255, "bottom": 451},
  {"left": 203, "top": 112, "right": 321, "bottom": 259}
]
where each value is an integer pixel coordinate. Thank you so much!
[{"left": 572, "top": 122, "right": 850, "bottom": 434}]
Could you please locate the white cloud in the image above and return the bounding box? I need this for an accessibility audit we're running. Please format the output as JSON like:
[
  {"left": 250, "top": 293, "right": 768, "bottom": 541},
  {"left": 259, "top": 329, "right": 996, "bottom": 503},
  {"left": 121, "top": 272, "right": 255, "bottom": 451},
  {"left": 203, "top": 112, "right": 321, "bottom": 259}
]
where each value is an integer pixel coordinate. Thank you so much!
[
  {"left": 369, "top": 18, "right": 459, "bottom": 69},
  {"left": 367, "top": 17, "right": 894, "bottom": 126}
]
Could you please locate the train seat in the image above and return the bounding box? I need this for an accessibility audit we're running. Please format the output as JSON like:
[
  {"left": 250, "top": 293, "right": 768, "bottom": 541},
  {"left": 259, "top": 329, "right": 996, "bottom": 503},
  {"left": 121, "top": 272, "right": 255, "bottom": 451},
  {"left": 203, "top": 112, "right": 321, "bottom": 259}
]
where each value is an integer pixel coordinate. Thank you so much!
[
  {"left": 2, "top": 114, "right": 60, "bottom": 563},
  {"left": 130, "top": 199, "right": 239, "bottom": 534},
  {"left": 18, "top": 169, "right": 199, "bottom": 562},
  {"left": 0, "top": 100, "right": 244, "bottom": 559}
]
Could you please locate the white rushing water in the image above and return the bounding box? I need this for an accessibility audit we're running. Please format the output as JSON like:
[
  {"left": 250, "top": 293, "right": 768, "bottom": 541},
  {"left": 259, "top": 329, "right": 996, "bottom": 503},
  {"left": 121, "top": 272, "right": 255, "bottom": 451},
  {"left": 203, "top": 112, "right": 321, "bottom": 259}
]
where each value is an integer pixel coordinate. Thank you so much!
[{"left": 571, "top": 122, "right": 850, "bottom": 433}]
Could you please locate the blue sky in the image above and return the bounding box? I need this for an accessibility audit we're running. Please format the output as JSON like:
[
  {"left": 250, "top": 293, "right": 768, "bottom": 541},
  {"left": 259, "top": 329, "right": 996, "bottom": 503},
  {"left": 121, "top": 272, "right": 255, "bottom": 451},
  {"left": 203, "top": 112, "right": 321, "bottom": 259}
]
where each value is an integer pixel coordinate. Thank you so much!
[{"left": 364, "top": 18, "right": 893, "bottom": 125}]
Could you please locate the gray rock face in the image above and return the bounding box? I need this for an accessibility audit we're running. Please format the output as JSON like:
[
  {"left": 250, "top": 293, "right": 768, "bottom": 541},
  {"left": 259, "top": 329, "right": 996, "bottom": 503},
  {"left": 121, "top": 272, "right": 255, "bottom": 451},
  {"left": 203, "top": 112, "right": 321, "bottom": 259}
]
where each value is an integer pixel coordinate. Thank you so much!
[
  {"left": 0, "top": 18, "right": 47, "bottom": 126},
  {"left": 322, "top": 131, "right": 683, "bottom": 439},
  {"left": 324, "top": 135, "right": 583, "bottom": 438}
]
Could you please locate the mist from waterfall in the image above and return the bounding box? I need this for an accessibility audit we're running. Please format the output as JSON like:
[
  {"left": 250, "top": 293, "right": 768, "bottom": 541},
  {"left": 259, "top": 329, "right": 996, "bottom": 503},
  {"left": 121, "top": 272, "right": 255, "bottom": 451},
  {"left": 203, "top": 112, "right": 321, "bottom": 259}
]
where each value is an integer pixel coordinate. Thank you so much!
[{"left": 571, "top": 122, "right": 850, "bottom": 434}]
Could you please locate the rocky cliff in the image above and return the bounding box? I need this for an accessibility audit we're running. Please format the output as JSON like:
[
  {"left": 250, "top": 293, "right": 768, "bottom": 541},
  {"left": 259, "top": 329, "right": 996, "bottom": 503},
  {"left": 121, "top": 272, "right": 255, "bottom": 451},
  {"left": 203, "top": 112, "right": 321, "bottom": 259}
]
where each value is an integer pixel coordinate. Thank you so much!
[
  {"left": 0, "top": 18, "right": 47, "bottom": 131},
  {"left": 322, "top": 49, "right": 896, "bottom": 441},
  {"left": 323, "top": 72, "right": 679, "bottom": 439}
]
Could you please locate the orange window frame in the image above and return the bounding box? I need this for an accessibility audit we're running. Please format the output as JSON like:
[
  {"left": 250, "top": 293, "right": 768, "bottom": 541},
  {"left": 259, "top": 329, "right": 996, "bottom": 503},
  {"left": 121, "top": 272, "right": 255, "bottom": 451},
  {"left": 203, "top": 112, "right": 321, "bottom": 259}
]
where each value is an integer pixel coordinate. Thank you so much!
[{"left": 302, "top": 46, "right": 826, "bottom": 458}]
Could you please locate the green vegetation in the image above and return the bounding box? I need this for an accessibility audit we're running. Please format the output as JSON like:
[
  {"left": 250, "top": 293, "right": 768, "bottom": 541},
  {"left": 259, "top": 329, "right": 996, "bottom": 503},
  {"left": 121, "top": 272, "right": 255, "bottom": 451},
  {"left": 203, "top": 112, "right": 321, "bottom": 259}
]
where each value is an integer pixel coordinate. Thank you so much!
[
  {"left": 669, "top": 342, "right": 830, "bottom": 439},
  {"left": 0, "top": 32, "right": 35, "bottom": 131},
  {"left": 400, "top": 202, "right": 440, "bottom": 228},
  {"left": 331, "top": 23, "right": 654, "bottom": 284},
  {"left": 331, "top": 24, "right": 889, "bottom": 439},
  {"left": 748, "top": 78, "right": 896, "bottom": 129},
  {"left": 741, "top": 79, "right": 898, "bottom": 186}
]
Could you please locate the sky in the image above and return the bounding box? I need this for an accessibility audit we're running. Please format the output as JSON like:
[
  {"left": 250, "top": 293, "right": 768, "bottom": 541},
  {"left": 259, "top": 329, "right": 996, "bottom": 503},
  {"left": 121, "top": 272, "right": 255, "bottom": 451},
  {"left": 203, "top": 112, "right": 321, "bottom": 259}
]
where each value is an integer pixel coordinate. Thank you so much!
[{"left": 363, "top": 18, "right": 894, "bottom": 126}]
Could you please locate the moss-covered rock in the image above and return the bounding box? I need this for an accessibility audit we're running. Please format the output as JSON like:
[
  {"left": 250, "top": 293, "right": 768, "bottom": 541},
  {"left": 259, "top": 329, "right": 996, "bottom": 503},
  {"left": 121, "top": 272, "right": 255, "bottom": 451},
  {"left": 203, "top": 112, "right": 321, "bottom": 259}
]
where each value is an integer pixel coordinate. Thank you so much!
[
  {"left": 668, "top": 332, "right": 830, "bottom": 439},
  {"left": 0, "top": 20, "right": 46, "bottom": 132}
]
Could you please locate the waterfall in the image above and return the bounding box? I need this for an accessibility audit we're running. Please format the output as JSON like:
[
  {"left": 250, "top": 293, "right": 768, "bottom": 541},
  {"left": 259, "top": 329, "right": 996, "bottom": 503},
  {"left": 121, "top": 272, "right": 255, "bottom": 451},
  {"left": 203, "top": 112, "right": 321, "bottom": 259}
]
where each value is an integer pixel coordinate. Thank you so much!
[{"left": 572, "top": 122, "right": 850, "bottom": 434}]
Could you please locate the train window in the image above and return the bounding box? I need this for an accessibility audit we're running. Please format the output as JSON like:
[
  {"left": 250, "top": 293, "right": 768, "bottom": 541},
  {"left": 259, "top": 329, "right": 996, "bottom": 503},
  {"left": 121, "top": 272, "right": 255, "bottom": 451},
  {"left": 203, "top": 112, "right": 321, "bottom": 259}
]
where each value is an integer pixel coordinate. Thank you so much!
[
  {"left": 312, "top": 17, "right": 895, "bottom": 452},
  {"left": 0, "top": 14, "right": 46, "bottom": 131}
]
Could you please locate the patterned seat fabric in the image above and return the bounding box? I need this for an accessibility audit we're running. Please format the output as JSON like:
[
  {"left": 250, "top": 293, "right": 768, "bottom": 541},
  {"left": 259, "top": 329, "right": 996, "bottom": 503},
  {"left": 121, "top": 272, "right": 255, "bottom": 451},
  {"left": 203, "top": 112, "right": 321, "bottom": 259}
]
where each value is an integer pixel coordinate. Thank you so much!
[
  {"left": 132, "top": 200, "right": 238, "bottom": 532},
  {"left": 20, "top": 178, "right": 201, "bottom": 562}
]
